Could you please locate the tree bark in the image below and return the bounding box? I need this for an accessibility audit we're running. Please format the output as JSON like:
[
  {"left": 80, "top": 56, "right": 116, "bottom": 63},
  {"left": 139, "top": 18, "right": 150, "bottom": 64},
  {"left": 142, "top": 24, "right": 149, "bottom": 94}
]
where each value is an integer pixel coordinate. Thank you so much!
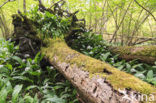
[
  {"left": 109, "top": 46, "right": 156, "bottom": 64},
  {"left": 23, "top": 0, "right": 26, "bottom": 13},
  {"left": 41, "top": 39, "right": 156, "bottom": 103}
]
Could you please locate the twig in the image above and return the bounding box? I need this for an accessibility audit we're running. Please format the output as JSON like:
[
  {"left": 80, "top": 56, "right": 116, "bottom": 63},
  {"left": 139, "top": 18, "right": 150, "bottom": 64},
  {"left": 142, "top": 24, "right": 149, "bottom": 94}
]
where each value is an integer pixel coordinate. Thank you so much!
[
  {"left": 0, "top": 0, "right": 15, "bottom": 8},
  {"left": 134, "top": 0, "right": 156, "bottom": 21},
  {"left": 38, "top": 0, "right": 54, "bottom": 14},
  {"left": 133, "top": 38, "right": 156, "bottom": 45},
  {"left": 50, "top": 0, "right": 64, "bottom": 9}
]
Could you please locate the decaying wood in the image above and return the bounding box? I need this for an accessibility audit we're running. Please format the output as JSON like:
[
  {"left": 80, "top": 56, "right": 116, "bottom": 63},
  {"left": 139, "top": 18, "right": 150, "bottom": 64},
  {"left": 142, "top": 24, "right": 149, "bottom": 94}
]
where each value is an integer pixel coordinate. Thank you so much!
[{"left": 109, "top": 46, "right": 156, "bottom": 64}]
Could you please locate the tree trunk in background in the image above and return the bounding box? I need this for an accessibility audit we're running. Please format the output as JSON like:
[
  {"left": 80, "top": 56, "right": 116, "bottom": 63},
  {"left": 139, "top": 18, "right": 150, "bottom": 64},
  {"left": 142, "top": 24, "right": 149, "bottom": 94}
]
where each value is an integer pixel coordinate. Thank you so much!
[
  {"left": 23, "top": 0, "right": 26, "bottom": 13},
  {"left": 109, "top": 46, "right": 156, "bottom": 64},
  {"left": 0, "top": 10, "right": 10, "bottom": 38}
]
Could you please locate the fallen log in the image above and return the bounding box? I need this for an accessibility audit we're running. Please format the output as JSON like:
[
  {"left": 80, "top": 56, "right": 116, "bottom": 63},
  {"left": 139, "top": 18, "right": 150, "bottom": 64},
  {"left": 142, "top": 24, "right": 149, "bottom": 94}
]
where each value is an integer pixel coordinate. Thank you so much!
[
  {"left": 41, "top": 38, "right": 156, "bottom": 103},
  {"left": 109, "top": 46, "right": 156, "bottom": 64}
]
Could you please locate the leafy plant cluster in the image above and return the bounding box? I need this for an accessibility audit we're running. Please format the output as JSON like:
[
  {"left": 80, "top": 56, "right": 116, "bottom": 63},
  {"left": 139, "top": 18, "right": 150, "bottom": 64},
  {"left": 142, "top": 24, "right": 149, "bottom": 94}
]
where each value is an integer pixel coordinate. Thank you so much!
[
  {"left": 27, "top": 6, "right": 71, "bottom": 39},
  {"left": 69, "top": 32, "right": 156, "bottom": 86},
  {"left": 0, "top": 39, "right": 78, "bottom": 103}
]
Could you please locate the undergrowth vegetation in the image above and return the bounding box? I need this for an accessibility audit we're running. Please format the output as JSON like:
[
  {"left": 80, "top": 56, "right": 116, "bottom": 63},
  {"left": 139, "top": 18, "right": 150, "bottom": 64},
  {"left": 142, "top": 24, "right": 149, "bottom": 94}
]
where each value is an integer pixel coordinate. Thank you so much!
[
  {"left": 26, "top": 6, "right": 71, "bottom": 39},
  {"left": 0, "top": 38, "right": 78, "bottom": 103}
]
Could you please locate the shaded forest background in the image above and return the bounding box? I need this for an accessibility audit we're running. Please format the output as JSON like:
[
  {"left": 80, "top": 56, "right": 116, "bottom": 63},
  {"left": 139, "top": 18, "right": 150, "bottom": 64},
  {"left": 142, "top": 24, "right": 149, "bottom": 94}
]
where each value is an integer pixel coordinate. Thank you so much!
[{"left": 0, "top": 0, "right": 156, "bottom": 45}]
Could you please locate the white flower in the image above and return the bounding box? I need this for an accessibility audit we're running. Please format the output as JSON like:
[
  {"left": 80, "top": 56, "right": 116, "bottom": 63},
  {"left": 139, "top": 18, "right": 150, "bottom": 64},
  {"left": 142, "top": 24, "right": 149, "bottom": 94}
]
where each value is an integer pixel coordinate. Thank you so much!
[
  {"left": 24, "top": 54, "right": 30, "bottom": 58},
  {"left": 22, "top": 59, "right": 26, "bottom": 63},
  {"left": 89, "top": 51, "right": 93, "bottom": 54},
  {"left": 30, "top": 4, "right": 35, "bottom": 8},
  {"left": 0, "top": 65, "right": 3, "bottom": 68},
  {"left": 50, "top": 66, "right": 54, "bottom": 70},
  {"left": 3, "top": 48, "right": 8, "bottom": 51},
  {"left": 131, "top": 69, "right": 137, "bottom": 73},
  {"left": 25, "top": 67, "right": 31, "bottom": 71},
  {"left": 101, "top": 54, "right": 104, "bottom": 56},
  {"left": 37, "top": 70, "right": 41, "bottom": 73},
  {"left": 87, "top": 45, "right": 92, "bottom": 50}
]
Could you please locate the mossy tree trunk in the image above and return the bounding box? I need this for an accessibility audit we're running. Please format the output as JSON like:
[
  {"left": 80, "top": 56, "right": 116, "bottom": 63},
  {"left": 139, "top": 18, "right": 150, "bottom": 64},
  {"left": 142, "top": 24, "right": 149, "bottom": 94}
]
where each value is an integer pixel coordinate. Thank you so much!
[
  {"left": 109, "top": 46, "right": 156, "bottom": 64},
  {"left": 41, "top": 39, "right": 156, "bottom": 103}
]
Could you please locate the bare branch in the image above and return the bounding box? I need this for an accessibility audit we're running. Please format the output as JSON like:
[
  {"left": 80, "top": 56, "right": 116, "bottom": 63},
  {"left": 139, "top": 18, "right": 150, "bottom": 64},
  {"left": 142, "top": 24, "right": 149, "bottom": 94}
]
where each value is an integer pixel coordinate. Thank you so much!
[
  {"left": 0, "top": 0, "right": 15, "bottom": 8},
  {"left": 133, "top": 37, "right": 156, "bottom": 45},
  {"left": 38, "top": 0, "right": 54, "bottom": 14},
  {"left": 134, "top": 0, "right": 156, "bottom": 21},
  {"left": 50, "top": 0, "right": 64, "bottom": 9},
  {"left": 110, "top": 0, "right": 133, "bottom": 43}
]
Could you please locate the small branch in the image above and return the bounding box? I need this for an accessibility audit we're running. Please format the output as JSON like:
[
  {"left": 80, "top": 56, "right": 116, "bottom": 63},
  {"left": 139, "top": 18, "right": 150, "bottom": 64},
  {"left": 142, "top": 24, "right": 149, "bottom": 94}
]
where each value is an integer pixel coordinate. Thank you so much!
[
  {"left": 134, "top": 0, "right": 156, "bottom": 21},
  {"left": 50, "top": 0, "right": 64, "bottom": 9},
  {"left": 0, "top": 0, "right": 15, "bottom": 8},
  {"left": 133, "top": 37, "right": 156, "bottom": 45},
  {"left": 38, "top": 0, "right": 54, "bottom": 14}
]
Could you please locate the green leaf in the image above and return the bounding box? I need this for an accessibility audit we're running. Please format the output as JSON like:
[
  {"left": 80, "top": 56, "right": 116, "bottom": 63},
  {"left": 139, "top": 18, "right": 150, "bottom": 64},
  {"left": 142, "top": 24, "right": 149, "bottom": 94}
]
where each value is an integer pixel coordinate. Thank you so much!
[
  {"left": 6, "top": 64, "right": 13, "bottom": 71},
  {"left": 13, "top": 76, "right": 33, "bottom": 83},
  {"left": 12, "top": 85, "right": 23, "bottom": 103},
  {"left": 45, "top": 96, "right": 66, "bottom": 103},
  {"left": 126, "top": 63, "right": 131, "bottom": 69},
  {"left": 147, "top": 70, "right": 153, "bottom": 79},
  {"left": 33, "top": 94, "right": 39, "bottom": 103},
  {"left": 0, "top": 87, "right": 8, "bottom": 103},
  {"left": 11, "top": 56, "right": 23, "bottom": 65},
  {"left": 134, "top": 73, "right": 145, "bottom": 79},
  {"left": 0, "top": 66, "right": 10, "bottom": 74},
  {"left": 117, "top": 65, "right": 124, "bottom": 70},
  {"left": 24, "top": 95, "right": 34, "bottom": 103},
  {"left": 34, "top": 52, "right": 44, "bottom": 63},
  {"left": 25, "top": 85, "right": 39, "bottom": 91},
  {"left": 100, "top": 52, "right": 110, "bottom": 61}
]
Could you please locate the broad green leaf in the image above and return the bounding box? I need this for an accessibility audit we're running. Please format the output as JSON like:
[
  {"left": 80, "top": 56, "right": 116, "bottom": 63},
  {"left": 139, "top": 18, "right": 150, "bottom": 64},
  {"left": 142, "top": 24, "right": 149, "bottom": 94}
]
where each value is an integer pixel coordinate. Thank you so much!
[
  {"left": 45, "top": 96, "right": 66, "bottom": 103},
  {"left": 12, "top": 85, "right": 23, "bottom": 103},
  {"left": 134, "top": 73, "right": 145, "bottom": 79},
  {"left": 24, "top": 95, "right": 34, "bottom": 103},
  {"left": 25, "top": 85, "right": 39, "bottom": 91},
  {"left": 147, "top": 70, "right": 153, "bottom": 79},
  {"left": 0, "top": 87, "right": 8, "bottom": 103},
  {"left": 13, "top": 76, "right": 33, "bottom": 83},
  {"left": 11, "top": 56, "right": 23, "bottom": 65}
]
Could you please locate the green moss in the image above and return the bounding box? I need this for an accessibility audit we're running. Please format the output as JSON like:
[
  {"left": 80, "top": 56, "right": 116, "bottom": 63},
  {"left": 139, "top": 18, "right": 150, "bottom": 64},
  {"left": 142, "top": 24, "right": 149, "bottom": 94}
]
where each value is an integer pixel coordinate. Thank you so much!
[
  {"left": 41, "top": 38, "right": 156, "bottom": 95},
  {"left": 112, "top": 46, "right": 156, "bottom": 58}
]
